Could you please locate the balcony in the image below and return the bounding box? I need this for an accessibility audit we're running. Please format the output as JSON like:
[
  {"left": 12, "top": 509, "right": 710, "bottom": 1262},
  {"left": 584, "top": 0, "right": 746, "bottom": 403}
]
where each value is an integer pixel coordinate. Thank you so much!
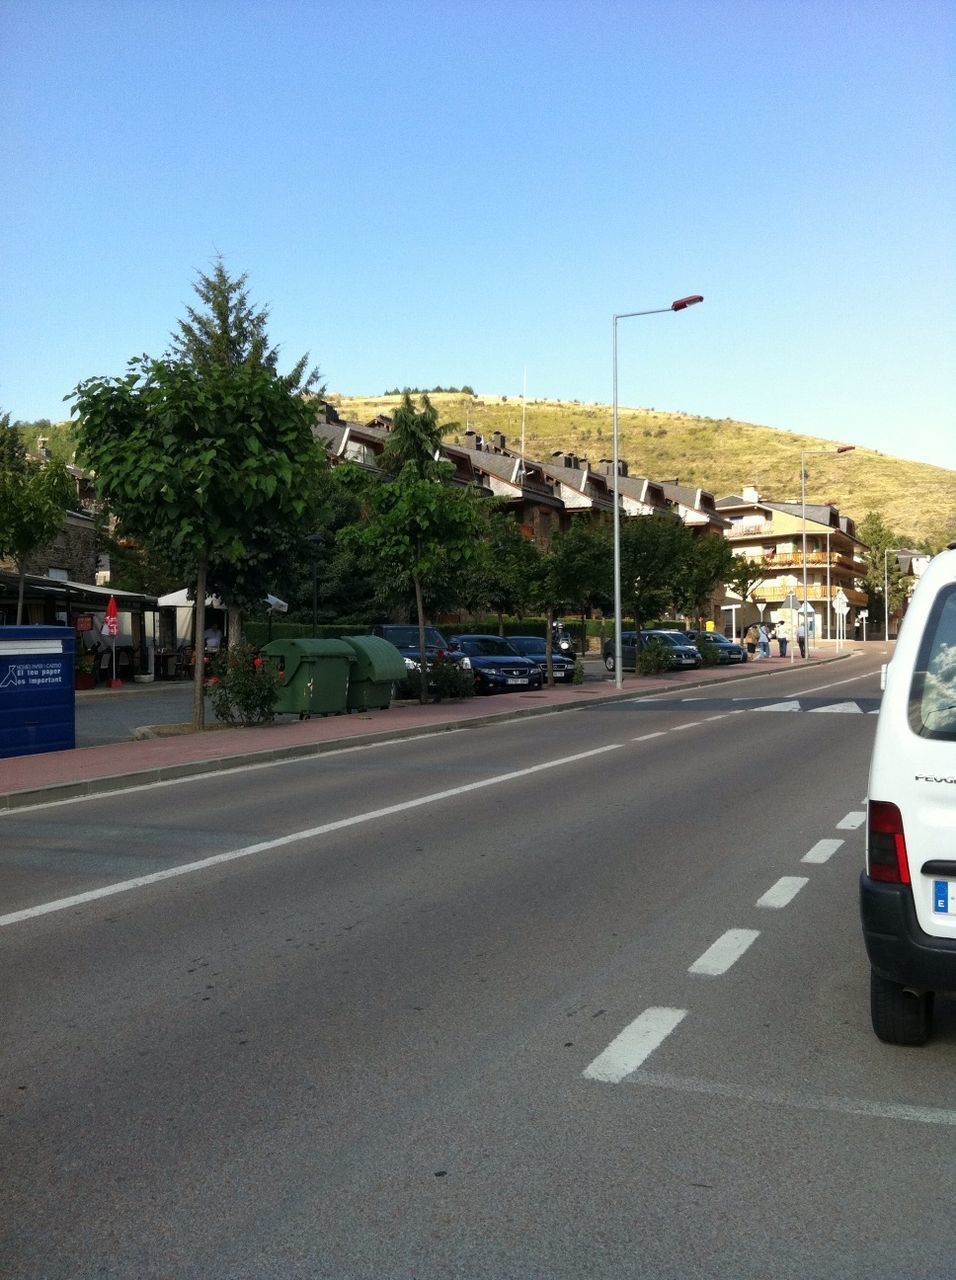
[{"left": 752, "top": 583, "right": 868, "bottom": 606}]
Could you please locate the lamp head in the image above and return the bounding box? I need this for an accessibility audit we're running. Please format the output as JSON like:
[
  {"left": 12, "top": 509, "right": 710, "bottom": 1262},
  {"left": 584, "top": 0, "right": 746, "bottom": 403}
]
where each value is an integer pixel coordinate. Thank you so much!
[{"left": 671, "top": 295, "right": 704, "bottom": 311}]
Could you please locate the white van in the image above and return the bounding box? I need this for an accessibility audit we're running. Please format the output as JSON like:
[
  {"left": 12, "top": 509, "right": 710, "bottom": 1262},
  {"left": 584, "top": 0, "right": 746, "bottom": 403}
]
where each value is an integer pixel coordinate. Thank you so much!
[{"left": 861, "top": 542, "right": 956, "bottom": 1044}]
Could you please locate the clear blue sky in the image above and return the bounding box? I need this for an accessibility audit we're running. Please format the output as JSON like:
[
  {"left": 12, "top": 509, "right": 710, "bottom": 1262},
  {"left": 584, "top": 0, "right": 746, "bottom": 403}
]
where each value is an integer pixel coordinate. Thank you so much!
[{"left": 2, "top": 0, "right": 954, "bottom": 471}]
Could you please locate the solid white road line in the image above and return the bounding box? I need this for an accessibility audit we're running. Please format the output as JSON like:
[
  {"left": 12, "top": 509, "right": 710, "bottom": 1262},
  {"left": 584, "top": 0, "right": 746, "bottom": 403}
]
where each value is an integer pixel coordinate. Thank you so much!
[
  {"left": 632, "top": 732, "right": 666, "bottom": 742},
  {"left": 689, "top": 929, "right": 760, "bottom": 976},
  {"left": 837, "top": 811, "right": 866, "bottom": 830},
  {"left": 583, "top": 1007, "right": 687, "bottom": 1083},
  {"left": 630, "top": 1069, "right": 956, "bottom": 1129},
  {"left": 0, "top": 743, "right": 624, "bottom": 928},
  {"left": 671, "top": 721, "right": 703, "bottom": 731},
  {"left": 756, "top": 876, "right": 808, "bottom": 909},
  {"left": 802, "top": 838, "right": 844, "bottom": 864}
]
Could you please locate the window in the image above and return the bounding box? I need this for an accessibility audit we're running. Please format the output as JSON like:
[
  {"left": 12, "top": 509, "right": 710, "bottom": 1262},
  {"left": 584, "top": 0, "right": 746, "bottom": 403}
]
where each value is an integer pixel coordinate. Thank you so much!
[{"left": 909, "top": 585, "right": 956, "bottom": 739}]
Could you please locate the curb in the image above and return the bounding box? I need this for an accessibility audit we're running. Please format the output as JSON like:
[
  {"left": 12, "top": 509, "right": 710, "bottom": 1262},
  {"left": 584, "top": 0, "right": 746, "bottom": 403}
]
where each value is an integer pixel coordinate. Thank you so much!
[{"left": 1, "top": 653, "right": 854, "bottom": 811}]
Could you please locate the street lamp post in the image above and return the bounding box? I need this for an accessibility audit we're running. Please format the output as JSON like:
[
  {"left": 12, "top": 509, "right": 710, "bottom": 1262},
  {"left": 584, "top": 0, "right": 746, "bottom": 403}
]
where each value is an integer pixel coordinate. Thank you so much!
[
  {"left": 800, "top": 445, "right": 854, "bottom": 657},
  {"left": 612, "top": 295, "right": 703, "bottom": 688}
]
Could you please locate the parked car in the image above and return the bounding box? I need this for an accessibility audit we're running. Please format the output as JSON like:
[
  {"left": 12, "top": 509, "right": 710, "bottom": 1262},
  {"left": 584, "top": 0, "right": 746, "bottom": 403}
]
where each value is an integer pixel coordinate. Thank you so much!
[
  {"left": 860, "top": 542, "right": 956, "bottom": 1045},
  {"left": 644, "top": 630, "right": 704, "bottom": 669},
  {"left": 369, "top": 624, "right": 468, "bottom": 675},
  {"left": 507, "top": 635, "right": 577, "bottom": 683},
  {"left": 602, "top": 631, "right": 640, "bottom": 671},
  {"left": 694, "top": 631, "right": 748, "bottom": 664},
  {"left": 448, "top": 635, "right": 545, "bottom": 694},
  {"left": 602, "top": 629, "right": 703, "bottom": 673}
]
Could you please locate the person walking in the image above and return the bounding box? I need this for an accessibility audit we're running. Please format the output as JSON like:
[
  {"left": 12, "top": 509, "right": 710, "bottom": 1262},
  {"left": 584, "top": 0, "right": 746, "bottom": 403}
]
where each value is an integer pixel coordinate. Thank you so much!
[
  {"left": 745, "top": 623, "right": 759, "bottom": 657},
  {"left": 797, "top": 620, "right": 807, "bottom": 659},
  {"left": 757, "top": 623, "right": 771, "bottom": 659},
  {"left": 775, "top": 619, "right": 789, "bottom": 658}
]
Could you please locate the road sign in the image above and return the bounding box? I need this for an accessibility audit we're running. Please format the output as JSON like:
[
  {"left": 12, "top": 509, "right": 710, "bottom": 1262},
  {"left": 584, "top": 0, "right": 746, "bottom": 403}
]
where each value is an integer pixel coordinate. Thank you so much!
[
  {"left": 782, "top": 592, "right": 799, "bottom": 610},
  {"left": 833, "top": 595, "right": 849, "bottom": 617}
]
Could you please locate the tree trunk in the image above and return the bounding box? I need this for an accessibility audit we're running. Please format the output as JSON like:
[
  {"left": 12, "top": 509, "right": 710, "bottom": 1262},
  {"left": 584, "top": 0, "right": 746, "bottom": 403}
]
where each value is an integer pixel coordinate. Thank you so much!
[
  {"left": 413, "top": 571, "right": 428, "bottom": 704},
  {"left": 227, "top": 604, "right": 242, "bottom": 646},
  {"left": 15, "top": 559, "right": 26, "bottom": 625},
  {"left": 497, "top": 611, "right": 504, "bottom": 637},
  {"left": 545, "top": 605, "right": 554, "bottom": 686},
  {"left": 192, "top": 557, "right": 207, "bottom": 731}
]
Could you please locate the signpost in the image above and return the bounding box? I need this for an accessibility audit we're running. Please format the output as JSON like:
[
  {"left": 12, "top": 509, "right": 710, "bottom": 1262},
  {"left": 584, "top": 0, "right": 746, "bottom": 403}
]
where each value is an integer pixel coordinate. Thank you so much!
[
  {"left": 832, "top": 588, "right": 849, "bottom": 652},
  {"left": 859, "top": 607, "right": 869, "bottom": 643}
]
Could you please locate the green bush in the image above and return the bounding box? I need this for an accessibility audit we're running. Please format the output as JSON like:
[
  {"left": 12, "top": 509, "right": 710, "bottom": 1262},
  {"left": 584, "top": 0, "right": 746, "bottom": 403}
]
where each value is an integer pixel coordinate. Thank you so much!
[
  {"left": 637, "top": 639, "right": 673, "bottom": 676},
  {"left": 573, "top": 659, "right": 585, "bottom": 685},
  {"left": 696, "top": 639, "right": 722, "bottom": 667},
  {"left": 208, "top": 640, "right": 281, "bottom": 726},
  {"left": 429, "top": 661, "right": 475, "bottom": 701}
]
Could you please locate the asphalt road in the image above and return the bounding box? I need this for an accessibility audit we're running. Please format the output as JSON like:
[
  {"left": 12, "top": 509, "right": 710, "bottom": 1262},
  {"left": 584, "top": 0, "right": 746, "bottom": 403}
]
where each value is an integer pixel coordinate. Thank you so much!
[{"left": 4, "top": 650, "right": 950, "bottom": 1279}]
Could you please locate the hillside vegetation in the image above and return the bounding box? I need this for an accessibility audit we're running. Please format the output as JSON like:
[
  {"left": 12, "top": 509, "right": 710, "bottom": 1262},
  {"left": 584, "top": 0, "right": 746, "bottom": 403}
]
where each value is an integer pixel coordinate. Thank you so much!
[{"left": 331, "top": 393, "right": 956, "bottom": 549}]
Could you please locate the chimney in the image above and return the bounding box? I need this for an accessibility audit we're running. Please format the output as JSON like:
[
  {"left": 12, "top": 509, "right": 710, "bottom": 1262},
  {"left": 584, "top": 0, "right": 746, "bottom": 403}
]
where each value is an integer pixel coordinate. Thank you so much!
[
  {"left": 742, "top": 485, "right": 760, "bottom": 503},
  {"left": 492, "top": 432, "right": 506, "bottom": 451}
]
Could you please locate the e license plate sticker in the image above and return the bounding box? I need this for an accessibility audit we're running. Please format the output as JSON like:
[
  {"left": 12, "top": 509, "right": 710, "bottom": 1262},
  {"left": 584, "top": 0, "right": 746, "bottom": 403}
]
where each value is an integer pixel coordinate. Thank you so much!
[{"left": 932, "top": 881, "right": 956, "bottom": 914}]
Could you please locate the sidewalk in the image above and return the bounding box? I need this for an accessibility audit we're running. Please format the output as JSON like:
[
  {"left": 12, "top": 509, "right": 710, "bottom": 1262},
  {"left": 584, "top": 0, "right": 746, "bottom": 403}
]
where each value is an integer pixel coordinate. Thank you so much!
[{"left": 0, "top": 650, "right": 853, "bottom": 810}]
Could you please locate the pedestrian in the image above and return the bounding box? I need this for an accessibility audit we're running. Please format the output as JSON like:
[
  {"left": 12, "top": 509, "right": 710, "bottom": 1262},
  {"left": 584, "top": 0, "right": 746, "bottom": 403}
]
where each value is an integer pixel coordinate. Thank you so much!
[
  {"left": 797, "top": 620, "right": 807, "bottom": 659},
  {"left": 744, "top": 623, "right": 759, "bottom": 656},
  {"left": 757, "top": 623, "right": 770, "bottom": 659},
  {"left": 775, "top": 619, "right": 789, "bottom": 658}
]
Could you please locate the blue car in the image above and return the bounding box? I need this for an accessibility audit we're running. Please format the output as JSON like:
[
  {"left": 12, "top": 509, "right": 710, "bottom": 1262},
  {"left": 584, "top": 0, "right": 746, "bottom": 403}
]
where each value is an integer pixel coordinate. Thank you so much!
[
  {"left": 507, "top": 635, "right": 577, "bottom": 683},
  {"left": 448, "top": 635, "right": 545, "bottom": 694}
]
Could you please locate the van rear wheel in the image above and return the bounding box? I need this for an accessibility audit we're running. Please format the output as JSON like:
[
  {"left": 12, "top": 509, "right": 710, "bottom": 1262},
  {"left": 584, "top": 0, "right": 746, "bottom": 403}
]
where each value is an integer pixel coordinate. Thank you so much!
[{"left": 870, "top": 970, "right": 934, "bottom": 1045}]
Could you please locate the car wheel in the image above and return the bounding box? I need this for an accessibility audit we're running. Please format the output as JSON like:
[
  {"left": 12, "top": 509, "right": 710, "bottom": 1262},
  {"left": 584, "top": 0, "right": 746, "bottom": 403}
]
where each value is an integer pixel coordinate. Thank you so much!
[
  {"left": 604, "top": 654, "right": 615, "bottom": 672},
  {"left": 870, "top": 970, "right": 934, "bottom": 1045}
]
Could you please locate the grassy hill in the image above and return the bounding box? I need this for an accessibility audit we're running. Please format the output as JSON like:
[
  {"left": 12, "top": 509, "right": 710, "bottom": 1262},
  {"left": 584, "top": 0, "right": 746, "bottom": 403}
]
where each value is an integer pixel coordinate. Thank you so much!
[{"left": 330, "top": 392, "right": 956, "bottom": 549}]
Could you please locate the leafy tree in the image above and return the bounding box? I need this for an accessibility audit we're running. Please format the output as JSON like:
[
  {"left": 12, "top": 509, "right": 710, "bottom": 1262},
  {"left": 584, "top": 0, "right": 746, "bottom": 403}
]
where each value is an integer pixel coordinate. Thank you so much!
[
  {"left": 168, "top": 256, "right": 323, "bottom": 395},
  {"left": 0, "top": 414, "right": 74, "bottom": 623},
  {"left": 342, "top": 465, "right": 483, "bottom": 701},
  {"left": 70, "top": 358, "right": 323, "bottom": 729},
  {"left": 546, "top": 520, "right": 612, "bottom": 654},
  {"left": 724, "top": 552, "right": 768, "bottom": 609},
  {"left": 858, "top": 510, "right": 909, "bottom": 635},
  {"left": 459, "top": 508, "right": 541, "bottom": 633},
  {"left": 618, "top": 515, "right": 695, "bottom": 633},
  {"left": 380, "top": 392, "right": 445, "bottom": 478},
  {"left": 674, "top": 534, "right": 735, "bottom": 625}
]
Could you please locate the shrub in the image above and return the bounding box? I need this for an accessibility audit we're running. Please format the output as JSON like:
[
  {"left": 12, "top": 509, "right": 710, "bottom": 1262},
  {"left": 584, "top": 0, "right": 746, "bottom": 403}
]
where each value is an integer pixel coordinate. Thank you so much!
[
  {"left": 637, "top": 639, "right": 673, "bottom": 676},
  {"left": 696, "top": 639, "right": 722, "bottom": 667},
  {"left": 429, "top": 661, "right": 475, "bottom": 701},
  {"left": 208, "top": 640, "right": 281, "bottom": 726},
  {"left": 573, "top": 659, "right": 585, "bottom": 685}
]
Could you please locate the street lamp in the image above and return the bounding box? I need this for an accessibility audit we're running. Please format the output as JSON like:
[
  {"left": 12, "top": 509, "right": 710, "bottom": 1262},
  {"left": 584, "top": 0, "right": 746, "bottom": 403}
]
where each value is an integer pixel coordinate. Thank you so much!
[
  {"left": 800, "top": 445, "right": 854, "bottom": 657},
  {"left": 612, "top": 295, "right": 704, "bottom": 688}
]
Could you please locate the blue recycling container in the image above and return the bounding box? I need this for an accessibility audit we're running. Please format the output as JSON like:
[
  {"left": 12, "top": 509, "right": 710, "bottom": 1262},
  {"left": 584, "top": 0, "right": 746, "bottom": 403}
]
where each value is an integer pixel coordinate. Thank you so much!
[{"left": 0, "top": 626, "right": 76, "bottom": 758}]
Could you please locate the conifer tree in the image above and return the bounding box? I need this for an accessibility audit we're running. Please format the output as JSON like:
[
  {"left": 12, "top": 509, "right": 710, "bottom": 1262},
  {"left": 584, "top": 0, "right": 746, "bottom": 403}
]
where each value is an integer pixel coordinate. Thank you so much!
[{"left": 168, "top": 256, "right": 323, "bottom": 394}]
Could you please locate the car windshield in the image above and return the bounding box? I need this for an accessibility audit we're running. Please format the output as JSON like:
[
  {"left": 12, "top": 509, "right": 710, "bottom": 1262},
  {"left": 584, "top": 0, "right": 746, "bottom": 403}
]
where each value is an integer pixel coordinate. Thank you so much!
[
  {"left": 644, "top": 632, "right": 680, "bottom": 647},
  {"left": 509, "top": 638, "right": 543, "bottom": 655},
  {"left": 381, "top": 626, "right": 448, "bottom": 648},
  {"left": 459, "top": 637, "right": 519, "bottom": 657}
]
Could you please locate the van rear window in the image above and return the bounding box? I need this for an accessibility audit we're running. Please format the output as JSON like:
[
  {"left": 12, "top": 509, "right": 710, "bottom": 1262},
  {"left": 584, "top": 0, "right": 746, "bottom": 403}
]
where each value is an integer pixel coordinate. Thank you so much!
[{"left": 909, "top": 584, "right": 956, "bottom": 739}]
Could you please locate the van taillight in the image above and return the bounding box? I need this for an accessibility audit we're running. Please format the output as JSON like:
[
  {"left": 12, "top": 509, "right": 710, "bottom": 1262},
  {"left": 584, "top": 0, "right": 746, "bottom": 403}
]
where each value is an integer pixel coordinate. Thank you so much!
[{"left": 868, "top": 801, "right": 910, "bottom": 884}]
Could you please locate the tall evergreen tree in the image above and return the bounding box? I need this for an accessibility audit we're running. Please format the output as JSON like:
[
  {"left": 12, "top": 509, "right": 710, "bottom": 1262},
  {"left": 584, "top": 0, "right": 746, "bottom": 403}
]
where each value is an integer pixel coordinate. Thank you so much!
[
  {"left": 168, "top": 256, "right": 323, "bottom": 394},
  {"left": 380, "top": 392, "right": 445, "bottom": 478}
]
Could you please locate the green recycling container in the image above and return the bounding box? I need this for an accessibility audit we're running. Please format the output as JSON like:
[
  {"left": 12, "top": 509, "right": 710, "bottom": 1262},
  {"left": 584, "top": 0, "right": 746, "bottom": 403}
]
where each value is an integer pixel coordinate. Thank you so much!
[
  {"left": 339, "top": 635, "right": 408, "bottom": 711},
  {"left": 263, "top": 638, "right": 355, "bottom": 717}
]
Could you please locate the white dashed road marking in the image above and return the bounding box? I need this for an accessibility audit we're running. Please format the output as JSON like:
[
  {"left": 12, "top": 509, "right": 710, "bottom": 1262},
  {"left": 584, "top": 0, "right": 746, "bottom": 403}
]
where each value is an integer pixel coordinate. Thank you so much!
[
  {"left": 583, "top": 1007, "right": 688, "bottom": 1083},
  {"left": 756, "top": 876, "right": 808, "bottom": 909},
  {"left": 632, "top": 732, "right": 666, "bottom": 742},
  {"left": 689, "top": 929, "right": 760, "bottom": 976},
  {"left": 837, "top": 811, "right": 866, "bottom": 830},
  {"left": 802, "top": 838, "right": 844, "bottom": 864}
]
